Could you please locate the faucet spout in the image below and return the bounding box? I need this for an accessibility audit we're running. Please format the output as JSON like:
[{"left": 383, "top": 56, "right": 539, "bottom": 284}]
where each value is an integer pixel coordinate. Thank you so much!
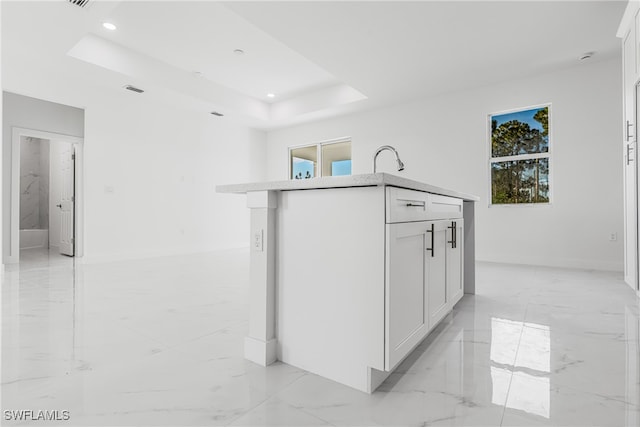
[{"left": 373, "top": 145, "right": 405, "bottom": 173}]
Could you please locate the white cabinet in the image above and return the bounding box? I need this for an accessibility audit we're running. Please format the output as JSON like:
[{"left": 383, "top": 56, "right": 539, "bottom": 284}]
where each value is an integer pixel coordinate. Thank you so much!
[
  {"left": 385, "top": 222, "right": 429, "bottom": 371},
  {"left": 221, "top": 176, "right": 478, "bottom": 393},
  {"left": 624, "top": 26, "right": 636, "bottom": 144},
  {"left": 625, "top": 25, "right": 639, "bottom": 291},
  {"left": 447, "top": 220, "right": 464, "bottom": 307},
  {"left": 619, "top": 4, "right": 640, "bottom": 293},
  {"left": 426, "top": 221, "right": 448, "bottom": 329},
  {"left": 385, "top": 188, "right": 465, "bottom": 371},
  {"left": 426, "top": 219, "right": 464, "bottom": 329}
]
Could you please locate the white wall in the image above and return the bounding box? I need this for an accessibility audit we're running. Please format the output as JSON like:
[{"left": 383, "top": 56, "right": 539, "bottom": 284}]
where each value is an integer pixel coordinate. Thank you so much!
[
  {"left": 82, "top": 88, "right": 266, "bottom": 261},
  {"left": 3, "top": 89, "right": 266, "bottom": 263},
  {"left": 2, "top": 92, "right": 84, "bottom": 259},
  {"left": 266, "top": 58, "right": 623, "bottom": 271}
]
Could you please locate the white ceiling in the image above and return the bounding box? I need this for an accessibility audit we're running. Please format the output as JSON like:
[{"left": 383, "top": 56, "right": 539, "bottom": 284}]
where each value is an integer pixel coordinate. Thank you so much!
[
  {"left": 104, "top": 1, "right": 340, "bottom": 102},
  {"left": 1, "top": 0, "right": 627, "bottom": 130}
]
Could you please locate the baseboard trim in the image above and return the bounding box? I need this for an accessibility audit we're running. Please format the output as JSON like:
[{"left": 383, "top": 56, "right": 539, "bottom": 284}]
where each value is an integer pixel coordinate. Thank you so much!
[
  {"left": 244, "top": 336, "right": 277, "bottom": 366},
  {"left": 476, "top": 255, "right": 623, "bottom": 272},
  {"left": 79, "top": 245, "right": 249, "bottom": 264}
]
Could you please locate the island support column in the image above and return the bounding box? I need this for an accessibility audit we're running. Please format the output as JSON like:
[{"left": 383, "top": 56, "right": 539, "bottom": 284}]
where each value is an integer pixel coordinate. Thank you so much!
[
  {"left": 245, "top": 190, "right": 278, "bottom": 366},
  {"left": 463, "top": 201, "right": 475, "bottom": 295}
]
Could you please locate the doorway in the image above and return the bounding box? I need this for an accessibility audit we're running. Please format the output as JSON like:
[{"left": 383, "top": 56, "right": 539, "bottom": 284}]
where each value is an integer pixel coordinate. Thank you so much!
[{"left": 9, "top": 128, "right": 84, "bottom": 263}]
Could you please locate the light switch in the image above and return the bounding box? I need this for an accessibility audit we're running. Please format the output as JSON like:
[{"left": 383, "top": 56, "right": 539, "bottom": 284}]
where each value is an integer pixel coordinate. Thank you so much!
[{"left": 253, "top": 230, "right": 264, "bottom": 252}]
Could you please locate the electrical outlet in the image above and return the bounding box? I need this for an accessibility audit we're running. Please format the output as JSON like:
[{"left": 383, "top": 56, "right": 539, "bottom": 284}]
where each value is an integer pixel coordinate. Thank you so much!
[
  {"left": 253, "top": 230, "right": 263, "bottom": 252},
  {"left": 610, "top": 232, "right": 617, "bottom": 241}
]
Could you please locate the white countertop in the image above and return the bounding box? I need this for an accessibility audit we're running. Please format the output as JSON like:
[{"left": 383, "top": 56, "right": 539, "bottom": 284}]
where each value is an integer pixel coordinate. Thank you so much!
[{"left": 216, "top": 173, "right": 480, "bottom": 202}]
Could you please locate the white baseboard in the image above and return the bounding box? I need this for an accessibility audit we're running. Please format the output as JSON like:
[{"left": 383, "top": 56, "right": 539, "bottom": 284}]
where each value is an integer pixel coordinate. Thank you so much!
[
  {"left": 244, "top": 336, "right": 277, "bottom": 366},
  {"left": 79, "top": 244, "right": 249, "bottom": 264},
  {"left": 476, "top": 254, "right": 623, "bottom": 272}
]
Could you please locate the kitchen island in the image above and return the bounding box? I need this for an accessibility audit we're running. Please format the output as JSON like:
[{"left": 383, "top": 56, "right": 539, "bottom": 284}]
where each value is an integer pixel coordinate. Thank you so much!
[{"left": 217, "top": 173, "right": 479, "bottom": 393}]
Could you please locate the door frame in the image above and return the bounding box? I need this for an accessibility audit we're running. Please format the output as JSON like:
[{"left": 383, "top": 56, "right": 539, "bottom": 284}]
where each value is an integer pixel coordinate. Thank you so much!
[{"left": 9, "top": 127, "right": 84, "bottom": 263}]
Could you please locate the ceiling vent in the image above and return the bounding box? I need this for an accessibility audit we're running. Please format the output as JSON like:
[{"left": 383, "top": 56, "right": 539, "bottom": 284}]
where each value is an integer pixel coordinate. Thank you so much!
[
  {"left": 124, "top": 85, "right": 144, "bottom": 94},
  {"left": 68, "top": 0, "right": 91, "bottom": 8}
]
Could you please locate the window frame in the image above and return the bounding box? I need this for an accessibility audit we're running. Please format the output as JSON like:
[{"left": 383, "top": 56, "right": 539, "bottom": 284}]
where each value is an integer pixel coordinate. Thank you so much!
[
  {"left": 487, "top": 103, "right": 553, "bottom": 207},
  {"left": 288, "top": 137, "right": 352, "bottom": 180}
]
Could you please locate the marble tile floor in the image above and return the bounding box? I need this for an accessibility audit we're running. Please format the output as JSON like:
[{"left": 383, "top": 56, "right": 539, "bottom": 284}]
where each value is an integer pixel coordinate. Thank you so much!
[{"left": 2, "top": 248, "right": 640, "bottom": 426}]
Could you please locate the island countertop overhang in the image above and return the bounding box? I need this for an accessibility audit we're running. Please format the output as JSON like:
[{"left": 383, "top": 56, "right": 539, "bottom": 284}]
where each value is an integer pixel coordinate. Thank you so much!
[{"left": 216, "top": 173, "right": 480, "bottom": 202}]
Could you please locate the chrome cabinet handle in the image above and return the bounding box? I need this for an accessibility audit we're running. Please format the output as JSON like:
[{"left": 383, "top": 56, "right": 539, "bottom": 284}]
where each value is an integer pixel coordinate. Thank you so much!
[
  {"left": 404, "top": 201, "right": 426, "bottom": 208},
  {"left": 426, "top": 223, "right": 434, "bottom": 257},
  {"left": 628, "top": 144, "right": 635, "bottom": 165},
  {"left": 628, "top": 121, "right": 635, "bottom": 141},
  {"left": 447, "top": 221, "right": 457, "bottom": 249}
]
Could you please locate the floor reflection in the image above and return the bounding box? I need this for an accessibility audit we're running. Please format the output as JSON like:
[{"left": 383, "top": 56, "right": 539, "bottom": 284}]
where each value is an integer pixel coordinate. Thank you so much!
[
  {"left": 2, "top": 248, "right": 81, "bottom": 387},
  {"left": 490, "top": 317, "right": 550, "bottom": 418}
]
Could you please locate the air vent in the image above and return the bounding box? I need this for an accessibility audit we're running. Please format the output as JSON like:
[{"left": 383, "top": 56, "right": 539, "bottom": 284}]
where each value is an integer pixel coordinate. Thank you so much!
[
  {"left": 210, "top": 111, "right": 224, "bottom": 117},
  {"left": 124, "top": 85, "right": 144, "bottom": 94},
  {"left": 68, "top": 0, "right": 90, "bottom": 8}
]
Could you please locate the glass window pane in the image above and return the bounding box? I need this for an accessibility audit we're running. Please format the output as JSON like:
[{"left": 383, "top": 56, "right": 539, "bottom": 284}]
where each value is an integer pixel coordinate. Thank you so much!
[
  {"left": 321, "top": 141, "right": 351, "bottom": 177},
  {"left": 491, "top": 107, "right": 549, "bottom": 158},
  {"left": 491, "top": 158, "right": 549, "bottom": 204},
  {"left": 331, "top": 159, "right": 352, "bottom": 176},
  {"left": 290, "top": 146, "right": 317, "bottom": 179}
]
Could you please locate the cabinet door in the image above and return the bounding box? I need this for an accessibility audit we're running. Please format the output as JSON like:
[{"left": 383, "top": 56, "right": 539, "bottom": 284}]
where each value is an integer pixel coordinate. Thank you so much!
[
  {"left": 446, "top": 220, "right": 464, "bottom": 306},
  {"left": 385, "top": 222, "right": 429, "bottom": 371},
  {"left": 624, "top": 28, "right": 636, "bottom": 145},
  {"left": 426, "top": 220, "right": 448, "bottom": 330},
  {"left": 624, "top": 28, "right": 639, "bottom": 291}
]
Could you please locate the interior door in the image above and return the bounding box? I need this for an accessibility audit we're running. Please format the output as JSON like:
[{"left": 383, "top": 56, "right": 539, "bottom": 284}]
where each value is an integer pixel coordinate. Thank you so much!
[{"left": 59, "top": 144, "right": 75, "bottom": 256}]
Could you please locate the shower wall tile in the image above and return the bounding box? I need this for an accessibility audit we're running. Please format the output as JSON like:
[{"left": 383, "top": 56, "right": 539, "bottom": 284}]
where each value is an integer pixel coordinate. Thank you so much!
[
  {"left": 40, "top": 140, "right": 50, "bottom": 230},
  {"left": 20, "top": 137, "right": 40, "bottom": 229}
]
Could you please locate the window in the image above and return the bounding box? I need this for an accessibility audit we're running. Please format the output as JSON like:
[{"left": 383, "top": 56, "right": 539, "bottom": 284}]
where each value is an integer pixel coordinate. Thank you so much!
[
  {"left": 289, "top": 138, "right": 351, "bottom": 180},
  {"left": 489, "top": 105, "right": 550, "bottom": 205},
  {"left": 290, "top": 145, "right": 317, "bottom": 180}
]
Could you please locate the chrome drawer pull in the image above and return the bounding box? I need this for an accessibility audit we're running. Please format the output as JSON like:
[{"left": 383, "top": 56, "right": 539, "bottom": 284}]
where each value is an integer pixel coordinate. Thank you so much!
[
  {"left": 447, "top": 221, "right": 457, "bottom": 249},
  {"left": 426, "top": 224, "right": 435, "bottom": 257},
  {"left": 405, "top": 202, "right": 425, "bottom": 207}
]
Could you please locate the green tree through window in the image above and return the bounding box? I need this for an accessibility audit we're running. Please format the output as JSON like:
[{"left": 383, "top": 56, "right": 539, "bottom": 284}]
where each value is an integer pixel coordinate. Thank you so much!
[{"left": 490, "top": 106, "right": 550, "bottom": 204}]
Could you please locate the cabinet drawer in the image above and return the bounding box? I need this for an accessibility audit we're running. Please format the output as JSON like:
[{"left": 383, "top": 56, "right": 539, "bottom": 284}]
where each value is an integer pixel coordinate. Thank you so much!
[
  {"left": 386, "top": 187, "right": 463, "bottom": 223},
  {"left": 386, "top": 187, "right": 429, "bottom": 223},
  {"left": 427, "top": 194, "right": 463, "bottom": 219}
]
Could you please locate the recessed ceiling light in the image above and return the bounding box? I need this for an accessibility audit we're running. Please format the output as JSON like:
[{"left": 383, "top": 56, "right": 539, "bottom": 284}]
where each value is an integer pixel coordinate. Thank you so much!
[
  {"left": 103, "top": 22, "right": 117, "bottom": 31},
  {"left": 267, "top": 93, "right": 275, "bottom": 98},
  {"left": 233, "top": 49, "right": 245, "bottom": 55}
]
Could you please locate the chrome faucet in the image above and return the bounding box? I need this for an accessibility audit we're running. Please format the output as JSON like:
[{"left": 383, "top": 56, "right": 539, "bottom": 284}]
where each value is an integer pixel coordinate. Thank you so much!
[{"left": 373, "top": 145, "right": 405, "bottom": 173}]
